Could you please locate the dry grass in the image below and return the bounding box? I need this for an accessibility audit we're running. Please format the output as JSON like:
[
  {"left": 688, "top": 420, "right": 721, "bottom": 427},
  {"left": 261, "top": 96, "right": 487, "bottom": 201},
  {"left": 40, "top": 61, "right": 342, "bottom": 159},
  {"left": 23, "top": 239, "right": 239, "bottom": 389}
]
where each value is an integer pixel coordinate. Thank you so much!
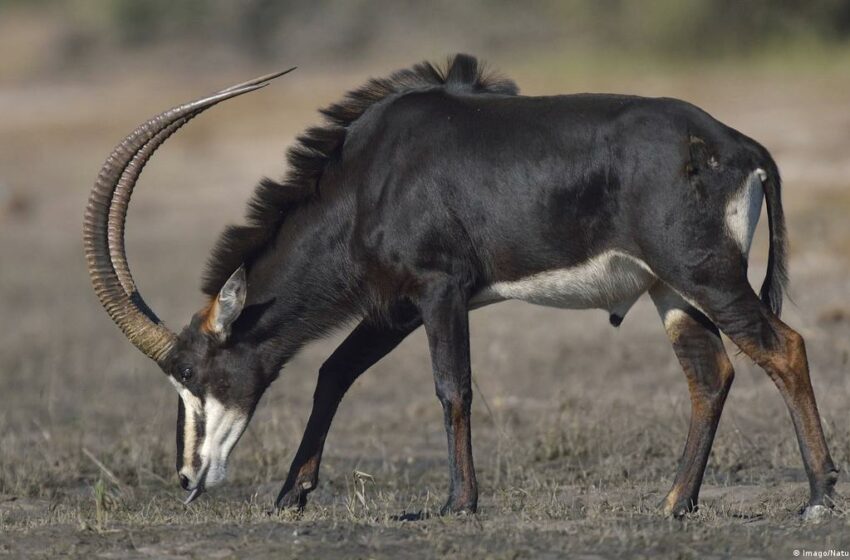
[{"left": 1, "top": 56, "right": 850, "bottom": 557}]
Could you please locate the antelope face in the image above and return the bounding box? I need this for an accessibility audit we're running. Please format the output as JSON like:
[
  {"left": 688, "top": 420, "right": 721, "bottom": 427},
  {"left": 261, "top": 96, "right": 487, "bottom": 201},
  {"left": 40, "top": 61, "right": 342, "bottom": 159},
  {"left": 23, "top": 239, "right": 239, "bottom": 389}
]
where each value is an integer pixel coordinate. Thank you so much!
[
  {"left": 166, "top": 266, "right": 266, "bottom": 502},
  {"left": 82, "top": 70, "right": 294, "bottom": 506}
]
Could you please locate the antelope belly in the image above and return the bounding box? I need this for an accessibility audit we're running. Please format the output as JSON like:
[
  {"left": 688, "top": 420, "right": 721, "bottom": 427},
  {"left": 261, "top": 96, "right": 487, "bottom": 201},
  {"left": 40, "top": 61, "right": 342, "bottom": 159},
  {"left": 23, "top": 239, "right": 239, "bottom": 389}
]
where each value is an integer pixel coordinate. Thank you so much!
[{"left": 471, "top": 251, "right": 656, "bottom": 315}]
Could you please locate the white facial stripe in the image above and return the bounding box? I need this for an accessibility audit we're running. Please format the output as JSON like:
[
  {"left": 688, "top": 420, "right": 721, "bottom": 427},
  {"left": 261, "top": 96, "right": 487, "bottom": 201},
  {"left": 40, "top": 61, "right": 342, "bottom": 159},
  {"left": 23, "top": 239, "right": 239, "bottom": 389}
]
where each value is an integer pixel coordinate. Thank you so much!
[
  {"left": 169, "top": 377, "right": 249, "bottom": 489},
  {"left": 169, "top": 377, "right": 206, "bottom": 485},
  {"left": 183, "top": 400, "right": 196, "bottom": 471},
  {"left": 219, "top": 415, "right": 247, "bottom": 463},
  {"left": 725, "top": 169, "right": 764, "bottom": 255},
  {"left": 177, "top": 387, "right": 204, "bottom": 477},
  {"left": 197, "top": 396, "right": 249, "bottom": 488}
]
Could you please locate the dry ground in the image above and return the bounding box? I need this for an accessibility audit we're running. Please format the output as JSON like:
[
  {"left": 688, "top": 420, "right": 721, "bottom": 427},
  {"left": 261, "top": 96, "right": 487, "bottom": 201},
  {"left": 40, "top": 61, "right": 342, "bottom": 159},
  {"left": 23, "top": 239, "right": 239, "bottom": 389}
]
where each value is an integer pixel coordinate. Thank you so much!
[{"left": 1, "top": 57, "right": 850, "bottom": 558}]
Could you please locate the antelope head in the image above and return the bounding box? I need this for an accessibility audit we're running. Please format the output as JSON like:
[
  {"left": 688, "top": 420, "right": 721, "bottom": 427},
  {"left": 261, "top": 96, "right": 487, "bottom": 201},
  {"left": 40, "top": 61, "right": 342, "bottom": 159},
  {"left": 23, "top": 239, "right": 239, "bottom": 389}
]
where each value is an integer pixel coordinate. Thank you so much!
[{"left": 83, "top": 69, "right": 294, "bottom": 503}]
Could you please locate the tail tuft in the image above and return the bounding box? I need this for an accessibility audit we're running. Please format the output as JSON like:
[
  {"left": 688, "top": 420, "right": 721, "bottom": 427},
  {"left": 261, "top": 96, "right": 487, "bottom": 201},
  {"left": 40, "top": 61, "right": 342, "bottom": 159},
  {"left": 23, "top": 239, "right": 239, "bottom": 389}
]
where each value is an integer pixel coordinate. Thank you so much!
[{"left": 758, "top": 161, "right": 788, "bottom": 317}]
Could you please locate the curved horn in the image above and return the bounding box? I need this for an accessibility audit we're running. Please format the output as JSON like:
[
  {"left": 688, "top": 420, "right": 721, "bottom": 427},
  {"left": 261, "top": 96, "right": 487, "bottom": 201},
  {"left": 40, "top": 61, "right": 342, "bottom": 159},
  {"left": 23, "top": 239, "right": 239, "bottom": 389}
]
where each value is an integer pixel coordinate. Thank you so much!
[
  {"left": 108, "top": 68, "right": 297, "bottom": 298},
  {"left": 84, "top": 68, "right": 296, "bottom": 366}
]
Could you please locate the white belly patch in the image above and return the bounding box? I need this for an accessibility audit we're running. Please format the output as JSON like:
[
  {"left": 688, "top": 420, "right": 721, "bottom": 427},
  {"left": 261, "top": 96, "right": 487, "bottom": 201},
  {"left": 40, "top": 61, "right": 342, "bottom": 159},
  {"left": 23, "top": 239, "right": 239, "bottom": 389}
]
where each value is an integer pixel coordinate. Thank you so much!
[{"left": 470, "top": 250, "right": 656, "bottom": 316}]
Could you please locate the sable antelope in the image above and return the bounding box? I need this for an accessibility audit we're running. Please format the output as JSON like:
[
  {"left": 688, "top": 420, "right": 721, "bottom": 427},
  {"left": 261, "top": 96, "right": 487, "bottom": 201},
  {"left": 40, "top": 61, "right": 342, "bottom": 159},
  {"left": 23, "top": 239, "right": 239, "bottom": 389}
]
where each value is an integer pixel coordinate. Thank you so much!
[{"left": 84, "top": 55, "right": 838, "bottom": 519}]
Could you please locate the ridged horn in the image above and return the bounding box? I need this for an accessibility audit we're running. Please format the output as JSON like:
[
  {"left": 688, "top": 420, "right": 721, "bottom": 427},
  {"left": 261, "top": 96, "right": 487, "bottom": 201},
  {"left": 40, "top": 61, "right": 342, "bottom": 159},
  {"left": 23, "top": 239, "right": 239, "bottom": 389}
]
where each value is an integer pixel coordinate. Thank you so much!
[{"left": 84, "top": 68, "right": 296, "bottom": 367}]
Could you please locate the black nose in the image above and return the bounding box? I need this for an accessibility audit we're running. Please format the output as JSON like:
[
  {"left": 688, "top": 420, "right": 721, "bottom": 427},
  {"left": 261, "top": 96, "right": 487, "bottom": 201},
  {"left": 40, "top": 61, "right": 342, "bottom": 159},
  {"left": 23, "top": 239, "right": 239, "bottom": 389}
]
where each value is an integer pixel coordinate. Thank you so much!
[{"left": 179, "top": 474, "right": 190, "bottom": 490}]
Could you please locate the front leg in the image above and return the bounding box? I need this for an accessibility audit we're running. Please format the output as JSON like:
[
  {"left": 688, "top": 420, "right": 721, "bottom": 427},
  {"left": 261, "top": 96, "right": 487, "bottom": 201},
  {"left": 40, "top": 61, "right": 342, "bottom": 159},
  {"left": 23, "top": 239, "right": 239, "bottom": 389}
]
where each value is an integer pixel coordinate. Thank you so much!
[
  {"left": 275, "top": 309, "right": 420, "bottom": 511},
  {"left": 417, "top": 278, "right": 477, "bottom": 514}
]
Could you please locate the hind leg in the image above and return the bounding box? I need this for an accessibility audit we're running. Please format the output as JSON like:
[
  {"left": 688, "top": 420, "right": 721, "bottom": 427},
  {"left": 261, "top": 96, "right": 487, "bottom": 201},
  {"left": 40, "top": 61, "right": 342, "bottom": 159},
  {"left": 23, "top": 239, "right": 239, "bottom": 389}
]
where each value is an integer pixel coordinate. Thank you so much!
[
  {"left": 671, "top": 282, "right": 838, "bottom": 518},
  {"left": 650, "top": 284, "right": 735, "bottom": 517}
]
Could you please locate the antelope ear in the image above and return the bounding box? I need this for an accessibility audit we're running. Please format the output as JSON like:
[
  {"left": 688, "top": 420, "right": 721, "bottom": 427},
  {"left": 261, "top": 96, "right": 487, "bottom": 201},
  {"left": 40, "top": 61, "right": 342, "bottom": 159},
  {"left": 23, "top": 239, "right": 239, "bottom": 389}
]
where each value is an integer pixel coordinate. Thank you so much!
[{"left": 207, "top": 265, "right": 247, "bottom": 340}]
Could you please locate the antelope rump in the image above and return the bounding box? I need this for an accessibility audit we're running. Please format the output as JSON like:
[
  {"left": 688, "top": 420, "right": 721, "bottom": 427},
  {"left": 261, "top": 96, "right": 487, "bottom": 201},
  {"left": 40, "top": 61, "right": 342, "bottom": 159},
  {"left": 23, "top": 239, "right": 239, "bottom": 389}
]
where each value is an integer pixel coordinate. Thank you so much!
[{"left": 84, "top": 55, "right": 837, "bottom": 519}]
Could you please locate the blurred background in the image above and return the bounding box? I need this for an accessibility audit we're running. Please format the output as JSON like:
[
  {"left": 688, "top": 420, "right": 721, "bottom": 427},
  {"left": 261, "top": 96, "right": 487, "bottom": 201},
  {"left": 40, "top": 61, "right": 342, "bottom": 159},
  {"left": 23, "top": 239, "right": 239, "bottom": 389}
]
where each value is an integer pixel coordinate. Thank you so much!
[
  {"left": 1, "top": 1, "right": 849, "bottom": 555},
  {"left": 3, "top": 0, "right": 850, "bottom": 78}
]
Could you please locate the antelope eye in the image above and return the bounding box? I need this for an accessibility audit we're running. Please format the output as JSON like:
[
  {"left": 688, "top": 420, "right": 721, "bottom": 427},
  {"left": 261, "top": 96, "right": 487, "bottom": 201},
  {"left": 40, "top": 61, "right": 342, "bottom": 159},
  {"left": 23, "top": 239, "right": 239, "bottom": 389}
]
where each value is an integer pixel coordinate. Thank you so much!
[{"left": 179, "top": 367, "right": 193, "bottom": 382}]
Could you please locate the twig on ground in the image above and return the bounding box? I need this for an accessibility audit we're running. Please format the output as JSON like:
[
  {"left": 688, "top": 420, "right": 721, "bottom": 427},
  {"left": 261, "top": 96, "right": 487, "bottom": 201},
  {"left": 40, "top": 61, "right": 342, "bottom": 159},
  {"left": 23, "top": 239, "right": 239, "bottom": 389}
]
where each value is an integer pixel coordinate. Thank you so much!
[{"left": 82, "top": 448, "right": 125, "bottom": 489}]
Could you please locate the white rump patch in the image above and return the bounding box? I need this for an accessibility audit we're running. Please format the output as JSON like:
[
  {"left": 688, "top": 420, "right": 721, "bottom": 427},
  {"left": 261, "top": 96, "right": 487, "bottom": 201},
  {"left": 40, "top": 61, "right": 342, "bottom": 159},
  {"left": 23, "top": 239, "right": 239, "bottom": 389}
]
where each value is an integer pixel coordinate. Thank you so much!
[
  {"left": 725, "top": 169, "right": 765, "bottom": 255},
  {"left": 471, "top": 250, "right": 656, "bottom": 316}
]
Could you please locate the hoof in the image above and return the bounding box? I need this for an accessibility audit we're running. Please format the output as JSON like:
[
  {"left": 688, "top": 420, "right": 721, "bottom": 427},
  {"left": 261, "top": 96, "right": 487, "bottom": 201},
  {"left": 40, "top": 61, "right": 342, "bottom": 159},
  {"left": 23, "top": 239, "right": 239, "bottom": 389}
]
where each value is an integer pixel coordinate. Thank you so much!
[
  {"left": 666, "top": 505, "right": 697, "bottom": 519},
  {"left": 802, "top": 504, "right": 830, "bottom": 523},
  {"left": 439, "top": 499, "right": 477, "bottom": 516},
  {"left": 274, "top": 488, "right": 309, "bottom": 513},
  {"left": 661, "top": 496, "right": 697, "bottom": 519}
]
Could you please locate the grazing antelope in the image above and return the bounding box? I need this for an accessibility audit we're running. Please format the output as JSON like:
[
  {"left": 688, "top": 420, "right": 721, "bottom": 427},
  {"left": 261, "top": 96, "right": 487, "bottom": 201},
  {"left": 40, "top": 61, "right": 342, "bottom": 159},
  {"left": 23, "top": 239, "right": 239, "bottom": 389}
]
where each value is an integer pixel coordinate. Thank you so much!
[{"left": 85, "top": 55, "right": 837, "bottom": 519}]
